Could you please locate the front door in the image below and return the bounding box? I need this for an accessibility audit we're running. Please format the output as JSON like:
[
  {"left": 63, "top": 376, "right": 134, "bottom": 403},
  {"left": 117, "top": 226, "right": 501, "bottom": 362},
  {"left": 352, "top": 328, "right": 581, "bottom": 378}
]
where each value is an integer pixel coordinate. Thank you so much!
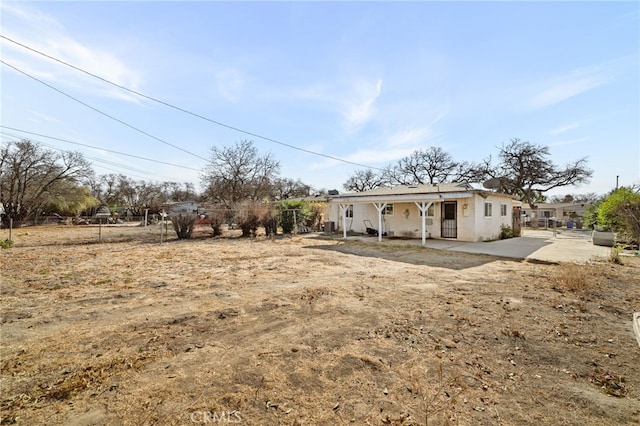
[{"left": 441, "top": 201, "right": 457, "bottom": 238}]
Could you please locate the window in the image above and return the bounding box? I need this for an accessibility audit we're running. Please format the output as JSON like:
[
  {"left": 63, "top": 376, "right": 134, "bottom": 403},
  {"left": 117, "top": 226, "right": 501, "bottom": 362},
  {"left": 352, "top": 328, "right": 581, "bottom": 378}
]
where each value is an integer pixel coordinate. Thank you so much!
[
  {"left": 484, "top": 202, "right": 493, "bottom": 217},
  {"left": 382, "top": 204, "right": 394, "bottom": 215},
  {"left": 345, "top": 205, "right": 353, "bottom": 218},
  {"left": 500, "top": 204, "right": 507, "bottom": 217}
]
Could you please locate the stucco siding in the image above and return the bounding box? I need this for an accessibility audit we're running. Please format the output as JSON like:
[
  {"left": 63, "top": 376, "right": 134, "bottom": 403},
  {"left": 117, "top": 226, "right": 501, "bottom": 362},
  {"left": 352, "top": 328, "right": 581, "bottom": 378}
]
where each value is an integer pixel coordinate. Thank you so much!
[
  {"left": 327, "top": 186, "right": 516, "bottom": 242},
  {"left": 473, "top": 196, "right": 512, "bottom": 241}
]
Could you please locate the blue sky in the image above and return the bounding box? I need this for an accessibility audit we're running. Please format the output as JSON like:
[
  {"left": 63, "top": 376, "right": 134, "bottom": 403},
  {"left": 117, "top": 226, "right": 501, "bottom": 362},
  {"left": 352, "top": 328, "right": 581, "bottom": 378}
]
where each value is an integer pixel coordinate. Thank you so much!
[{"left": 1, "top": 1, "right": 638, "bottom": 196}]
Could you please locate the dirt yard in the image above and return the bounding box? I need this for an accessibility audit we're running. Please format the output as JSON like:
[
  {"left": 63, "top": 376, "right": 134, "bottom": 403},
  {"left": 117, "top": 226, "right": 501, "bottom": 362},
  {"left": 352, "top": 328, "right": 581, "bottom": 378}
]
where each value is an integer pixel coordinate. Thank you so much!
[{"left": 1, "top": 224, "right": 639, "bottom": 425}]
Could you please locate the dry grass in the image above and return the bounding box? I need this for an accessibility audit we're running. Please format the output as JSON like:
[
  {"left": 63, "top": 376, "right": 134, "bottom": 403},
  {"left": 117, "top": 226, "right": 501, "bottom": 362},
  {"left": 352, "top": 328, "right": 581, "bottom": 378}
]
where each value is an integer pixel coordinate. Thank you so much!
[
  {"left": 1, "top": 225, "right": 639, "bottom": 425},
  {"left": 548, "top": 262, "right": 612, "bottom": 294}
]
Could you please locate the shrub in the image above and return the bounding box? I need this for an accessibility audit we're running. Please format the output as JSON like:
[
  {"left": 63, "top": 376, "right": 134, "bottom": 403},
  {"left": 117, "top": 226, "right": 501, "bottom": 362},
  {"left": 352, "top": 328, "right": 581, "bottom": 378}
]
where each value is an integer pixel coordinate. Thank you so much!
[
  {"left": 236, "top": 203, "right": 265, "bottom": 237},
  {"left": 1, "top": 239, "right": 14, "bottom": 249},
  {"left": 276, "top": 200, "right": 311, "bottom": 234},
  {"left": 209, "top": 211, "right": 225, "bottom": 237},
  {"left": 172, "top": 214, "right": 196, "bottom": 239},
  {"left": 597, "top": 187, "right": 640, "bottom": 242},
  {"left": 500, "top": 224, "right": 514, "bottom": 239},
  {"left": 261, "top": 209, "right": 278, "bottom": 237}
]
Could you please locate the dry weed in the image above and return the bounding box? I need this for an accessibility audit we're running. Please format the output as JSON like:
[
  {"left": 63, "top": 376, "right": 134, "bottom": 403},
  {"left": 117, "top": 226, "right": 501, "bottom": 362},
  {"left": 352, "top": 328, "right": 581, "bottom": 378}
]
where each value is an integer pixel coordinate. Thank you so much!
[{"left": 549, "top": 263, "right": 608, "bottom": 294}]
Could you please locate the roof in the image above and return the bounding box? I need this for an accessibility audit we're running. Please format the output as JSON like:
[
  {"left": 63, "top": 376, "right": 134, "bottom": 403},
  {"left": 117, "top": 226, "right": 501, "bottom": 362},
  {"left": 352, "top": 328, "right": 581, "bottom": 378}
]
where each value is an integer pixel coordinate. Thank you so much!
[
  {"left": 327, "top": 183, "right": 517, "bottom": 203},
  {"left": 524, "top": 202, "right": 593, "bottom": 210}
]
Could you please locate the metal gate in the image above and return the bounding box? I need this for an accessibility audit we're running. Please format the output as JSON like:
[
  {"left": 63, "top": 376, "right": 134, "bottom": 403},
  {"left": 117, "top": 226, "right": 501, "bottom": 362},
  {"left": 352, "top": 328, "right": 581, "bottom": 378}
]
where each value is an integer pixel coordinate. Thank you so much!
[{"left": 441, "top": 201, "right": 457, "bottom": 238}]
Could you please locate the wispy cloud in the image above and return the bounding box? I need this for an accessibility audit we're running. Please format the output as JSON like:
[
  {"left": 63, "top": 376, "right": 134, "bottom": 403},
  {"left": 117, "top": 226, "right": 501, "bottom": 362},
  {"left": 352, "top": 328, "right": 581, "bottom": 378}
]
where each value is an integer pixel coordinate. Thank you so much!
[
  {"left": 530, "top": 73, "right": 608, "bottom": 109},
  {"left": 342, "top": 78, "right": 383, "bottom": 130},
  {"left": 27, "top": 109, "right": 60, "bottom": 124},
  {"left": 1, "top": 3, "right": 143, "bottom": 103},
  {"left": 528, "top": 61, "right": 622, "bottom": 110},
  {"left": 547, "top": 122, "right": 581, "bottom": 135}
]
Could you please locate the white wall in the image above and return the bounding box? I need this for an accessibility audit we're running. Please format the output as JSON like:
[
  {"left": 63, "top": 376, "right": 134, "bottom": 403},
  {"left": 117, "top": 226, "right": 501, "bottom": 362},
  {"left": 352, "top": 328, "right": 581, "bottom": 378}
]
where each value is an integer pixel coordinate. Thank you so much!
[
  {"left": 472, "top": 195, "right": 512, "bottom": 241},
  {"left": 329, "top": 194, "right": 514, "bottom": 241}
]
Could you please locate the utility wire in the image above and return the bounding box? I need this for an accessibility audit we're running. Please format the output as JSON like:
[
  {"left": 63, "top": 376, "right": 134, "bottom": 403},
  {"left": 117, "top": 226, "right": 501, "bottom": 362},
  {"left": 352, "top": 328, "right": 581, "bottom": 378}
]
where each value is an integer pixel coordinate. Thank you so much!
[
  {"left": 0, "top": 126, "right": 201, "bottom": 171},
  {"left": 0, "top": 129, "right": 161, "bottom": 177},
  {"left": 1, "top": 35, "right": 384, "bottom": 171},
  {"left": 0, "top": 58, "right": 209, "bottom": 162}
]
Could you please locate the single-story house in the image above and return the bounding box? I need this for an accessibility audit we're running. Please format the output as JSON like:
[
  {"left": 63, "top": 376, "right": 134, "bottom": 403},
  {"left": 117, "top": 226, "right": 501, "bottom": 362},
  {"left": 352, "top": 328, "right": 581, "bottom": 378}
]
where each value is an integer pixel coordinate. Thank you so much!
[
  {"left": 326, "top": 183, "right": 521, "bottom": 243},
  {"left": 521, "top": 202, "right": 592, "bottom": 228}
]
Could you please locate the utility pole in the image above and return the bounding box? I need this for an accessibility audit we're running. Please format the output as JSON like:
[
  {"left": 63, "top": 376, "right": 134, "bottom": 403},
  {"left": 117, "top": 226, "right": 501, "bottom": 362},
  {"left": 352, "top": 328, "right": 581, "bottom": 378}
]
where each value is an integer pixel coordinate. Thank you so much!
[{"left": 616, "top": 175, "right": 619, "bottom": 190}]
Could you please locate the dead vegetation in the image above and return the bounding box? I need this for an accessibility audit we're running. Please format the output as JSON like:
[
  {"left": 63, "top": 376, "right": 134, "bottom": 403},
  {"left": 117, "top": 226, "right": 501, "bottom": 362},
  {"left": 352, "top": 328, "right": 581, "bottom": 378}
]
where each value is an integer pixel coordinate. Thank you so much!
[{"left": 1, "top": 225, "right": 639, "bottom": 425}]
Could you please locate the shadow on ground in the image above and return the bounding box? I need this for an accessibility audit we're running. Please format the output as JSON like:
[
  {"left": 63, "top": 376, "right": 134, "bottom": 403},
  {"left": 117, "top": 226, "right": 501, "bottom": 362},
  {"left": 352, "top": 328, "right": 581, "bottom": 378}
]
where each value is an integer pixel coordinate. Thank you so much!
[{"left": 306, "top": 240, "right": 520, "bottom": 271}]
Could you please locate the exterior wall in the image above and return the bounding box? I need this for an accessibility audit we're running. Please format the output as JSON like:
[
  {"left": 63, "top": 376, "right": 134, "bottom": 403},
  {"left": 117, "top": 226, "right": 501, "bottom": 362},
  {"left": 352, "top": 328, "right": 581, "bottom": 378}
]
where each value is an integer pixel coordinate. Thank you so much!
[
  {"left": 472, "top": 195, "right": 512, "bottom": 241},
  {"left": 328, "top": 194, "right": 514, "bottom": 242}
]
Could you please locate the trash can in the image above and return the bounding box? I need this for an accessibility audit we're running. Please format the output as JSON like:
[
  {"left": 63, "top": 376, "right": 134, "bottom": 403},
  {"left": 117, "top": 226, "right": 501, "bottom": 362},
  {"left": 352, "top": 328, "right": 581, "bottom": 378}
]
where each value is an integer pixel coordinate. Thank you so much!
[
  {"left": 567, "top": 220, "right": 574, "bottom": 229},
  {"left": 325, "top": 221, "right": 335, "bottom": 232}
]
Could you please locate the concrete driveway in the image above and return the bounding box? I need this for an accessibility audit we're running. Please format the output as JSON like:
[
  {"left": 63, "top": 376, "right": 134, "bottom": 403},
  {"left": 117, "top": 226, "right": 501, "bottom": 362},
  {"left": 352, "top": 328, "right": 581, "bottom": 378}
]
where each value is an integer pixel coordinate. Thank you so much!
[{"left": 425, "top": 229, "right": 611, "bottom": 263}]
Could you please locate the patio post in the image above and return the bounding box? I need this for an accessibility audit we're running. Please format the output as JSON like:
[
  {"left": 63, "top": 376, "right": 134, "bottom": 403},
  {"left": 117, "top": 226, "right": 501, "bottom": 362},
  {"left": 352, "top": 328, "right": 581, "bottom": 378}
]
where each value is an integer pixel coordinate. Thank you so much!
[
  {"left": 339, "top": 204, "right": 349, "bottom": 239},
  {"left": 373, "top": 203, "right": 387, "bottom": 242},
  {"left": 415, "top": 201, "right": 433, "bottom": 246}
]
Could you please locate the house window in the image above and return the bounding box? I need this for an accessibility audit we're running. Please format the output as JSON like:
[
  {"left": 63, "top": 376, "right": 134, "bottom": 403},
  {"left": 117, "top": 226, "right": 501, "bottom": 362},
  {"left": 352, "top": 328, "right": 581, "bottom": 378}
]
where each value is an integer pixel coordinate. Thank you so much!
[
  {"left": 382, "top": 204, "right": 394, "bottom": 215},
  {"left": 500, "top": 204, "right": 507, "bottom": 217},
  {"left": 484, "top": 202, "right": 493, "bottom": 217},
  {"left": 345, "top": 205, "right": 354, "bottom": 218}
]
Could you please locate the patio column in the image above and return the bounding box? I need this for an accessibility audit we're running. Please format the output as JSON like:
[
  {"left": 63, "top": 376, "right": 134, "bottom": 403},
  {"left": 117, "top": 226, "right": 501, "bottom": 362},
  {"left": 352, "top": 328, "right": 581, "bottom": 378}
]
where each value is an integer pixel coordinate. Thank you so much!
[
  {"left": 373, "top": 202, "right": 387, "bottom": 242},
  {"left": 415, "top": 201, "right": 433, "bottom": 246},
  {"left": 339, "top": 204, "right": 349, "bottom": 239}
]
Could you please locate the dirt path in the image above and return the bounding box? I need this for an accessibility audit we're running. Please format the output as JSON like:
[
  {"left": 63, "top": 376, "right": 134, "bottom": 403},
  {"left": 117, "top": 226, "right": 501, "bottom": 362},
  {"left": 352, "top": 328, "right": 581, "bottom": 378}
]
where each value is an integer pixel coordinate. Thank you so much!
[{"left": 1, "top": 225, "right": 639, "bottom": 425}]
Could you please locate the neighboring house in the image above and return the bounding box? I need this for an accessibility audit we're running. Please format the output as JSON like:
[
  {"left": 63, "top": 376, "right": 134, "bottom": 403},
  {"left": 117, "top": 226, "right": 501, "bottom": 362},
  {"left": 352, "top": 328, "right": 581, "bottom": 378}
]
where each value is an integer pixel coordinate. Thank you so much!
[
  {"left": 165, "top": 201, "right": 200, "bottom": 216},
  {"left": 326, "top": 183, "right": 520, "bottom": 243},
  {"left": 521, "top": 202, "right": 592, "bottom": 228}
]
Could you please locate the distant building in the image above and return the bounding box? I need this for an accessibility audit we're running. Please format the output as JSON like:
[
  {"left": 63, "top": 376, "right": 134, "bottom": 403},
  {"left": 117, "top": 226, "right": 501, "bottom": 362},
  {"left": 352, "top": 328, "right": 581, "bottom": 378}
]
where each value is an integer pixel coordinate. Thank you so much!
[{"left": 521, "top": 202, "right": 592, "bottom": 228}]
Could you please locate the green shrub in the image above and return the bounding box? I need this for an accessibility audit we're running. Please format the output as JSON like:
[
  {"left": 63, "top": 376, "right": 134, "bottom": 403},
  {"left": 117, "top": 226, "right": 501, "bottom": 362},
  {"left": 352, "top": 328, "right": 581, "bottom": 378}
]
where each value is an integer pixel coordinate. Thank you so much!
[
  {"left": 276, "top": 200, "right": 311, "bottom": 234},
  {"left": 500, "top": 224, "right": 514, "bottom": 239},
  {"left": 1, "top": 239, "right": 14, "bottom": 249}
]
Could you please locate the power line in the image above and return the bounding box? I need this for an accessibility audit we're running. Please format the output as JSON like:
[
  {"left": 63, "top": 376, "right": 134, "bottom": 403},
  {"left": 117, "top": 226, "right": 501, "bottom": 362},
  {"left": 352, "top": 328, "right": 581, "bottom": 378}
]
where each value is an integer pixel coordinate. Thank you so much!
[
  {"left": 0, "top": 126, "right": 201, "bottom": 171},
  {"left": 0, "top": 58, "right": 209, "bottom": 162},
  {"left": 0, "top": 129, "right": 157, "bottom": 176},
  {"left": 1, "top": 34, "right": 384, "bottom": 171}
]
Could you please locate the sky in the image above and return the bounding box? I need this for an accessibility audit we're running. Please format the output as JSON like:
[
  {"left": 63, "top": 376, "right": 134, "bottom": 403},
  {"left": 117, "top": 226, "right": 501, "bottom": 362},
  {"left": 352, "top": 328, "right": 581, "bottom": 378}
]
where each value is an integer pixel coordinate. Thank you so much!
[{"left": 1, "top": 1, "right": 639, "bottom": 197}]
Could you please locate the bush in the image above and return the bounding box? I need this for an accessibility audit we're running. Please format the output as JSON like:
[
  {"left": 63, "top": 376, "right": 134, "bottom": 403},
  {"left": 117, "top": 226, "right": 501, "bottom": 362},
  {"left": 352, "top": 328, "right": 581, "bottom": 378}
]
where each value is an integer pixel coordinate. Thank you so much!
[
  {"left": 597, "top": 187, "right": 640, "bottom": 243},
  {"left": 172, "top": 214, "right": 196, "bottom": 239},
  {"left": 209, "top": 211, "right": 225, "bottom": 237},
  {"left": 1, "top": 239, "right": 14, "bottom": 249},
  {"left": 261, "top": 210, "right": 278, "bottom": 237},
  {"left": 236, "top": 203, "right": 267, "bottom": 237},
  {"left": 276, "top": 200, "right": 311, "bottom": 234},
  {"left": 500, "top": 224, "right": 514, "bottom": 239}
]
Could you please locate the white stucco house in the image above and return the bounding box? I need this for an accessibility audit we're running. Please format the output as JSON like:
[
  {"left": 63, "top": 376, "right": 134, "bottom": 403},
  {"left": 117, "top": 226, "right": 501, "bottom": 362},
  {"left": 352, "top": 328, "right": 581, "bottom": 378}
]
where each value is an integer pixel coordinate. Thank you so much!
[{"left": 325, "top": 183, "right": 521, "bottom": 243}]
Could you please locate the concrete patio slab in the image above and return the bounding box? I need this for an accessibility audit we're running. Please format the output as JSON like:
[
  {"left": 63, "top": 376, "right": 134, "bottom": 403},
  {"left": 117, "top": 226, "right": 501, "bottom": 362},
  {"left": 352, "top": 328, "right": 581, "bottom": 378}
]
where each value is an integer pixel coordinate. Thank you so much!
[{"left": 349, "top": 229, "right": 613, "bottom": 264}]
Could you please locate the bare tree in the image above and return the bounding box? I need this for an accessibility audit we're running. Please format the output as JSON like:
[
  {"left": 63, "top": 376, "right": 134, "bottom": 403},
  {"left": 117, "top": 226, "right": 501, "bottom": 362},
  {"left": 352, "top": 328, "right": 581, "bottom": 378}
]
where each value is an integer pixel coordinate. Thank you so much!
[
  {"left": 0, "top": 140, "right": 93, "bottom": 226},
  {"left": 343, "top": 169, "right": 386, "bottom": 192},
  {"left": 398, "top": 147, "right": 458, "bottom": 184},
  {"left": 201, "top": 140, "right": 280, "bottom": 207},
  {"left": 344, "top": 147, "right": 488, "bottom": 191},
  {"left": 272, "top": 177, "right": 313, "bottom": 200},
  {"left": 489, "top": 139, "right": 593, "bottom": 209}
]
